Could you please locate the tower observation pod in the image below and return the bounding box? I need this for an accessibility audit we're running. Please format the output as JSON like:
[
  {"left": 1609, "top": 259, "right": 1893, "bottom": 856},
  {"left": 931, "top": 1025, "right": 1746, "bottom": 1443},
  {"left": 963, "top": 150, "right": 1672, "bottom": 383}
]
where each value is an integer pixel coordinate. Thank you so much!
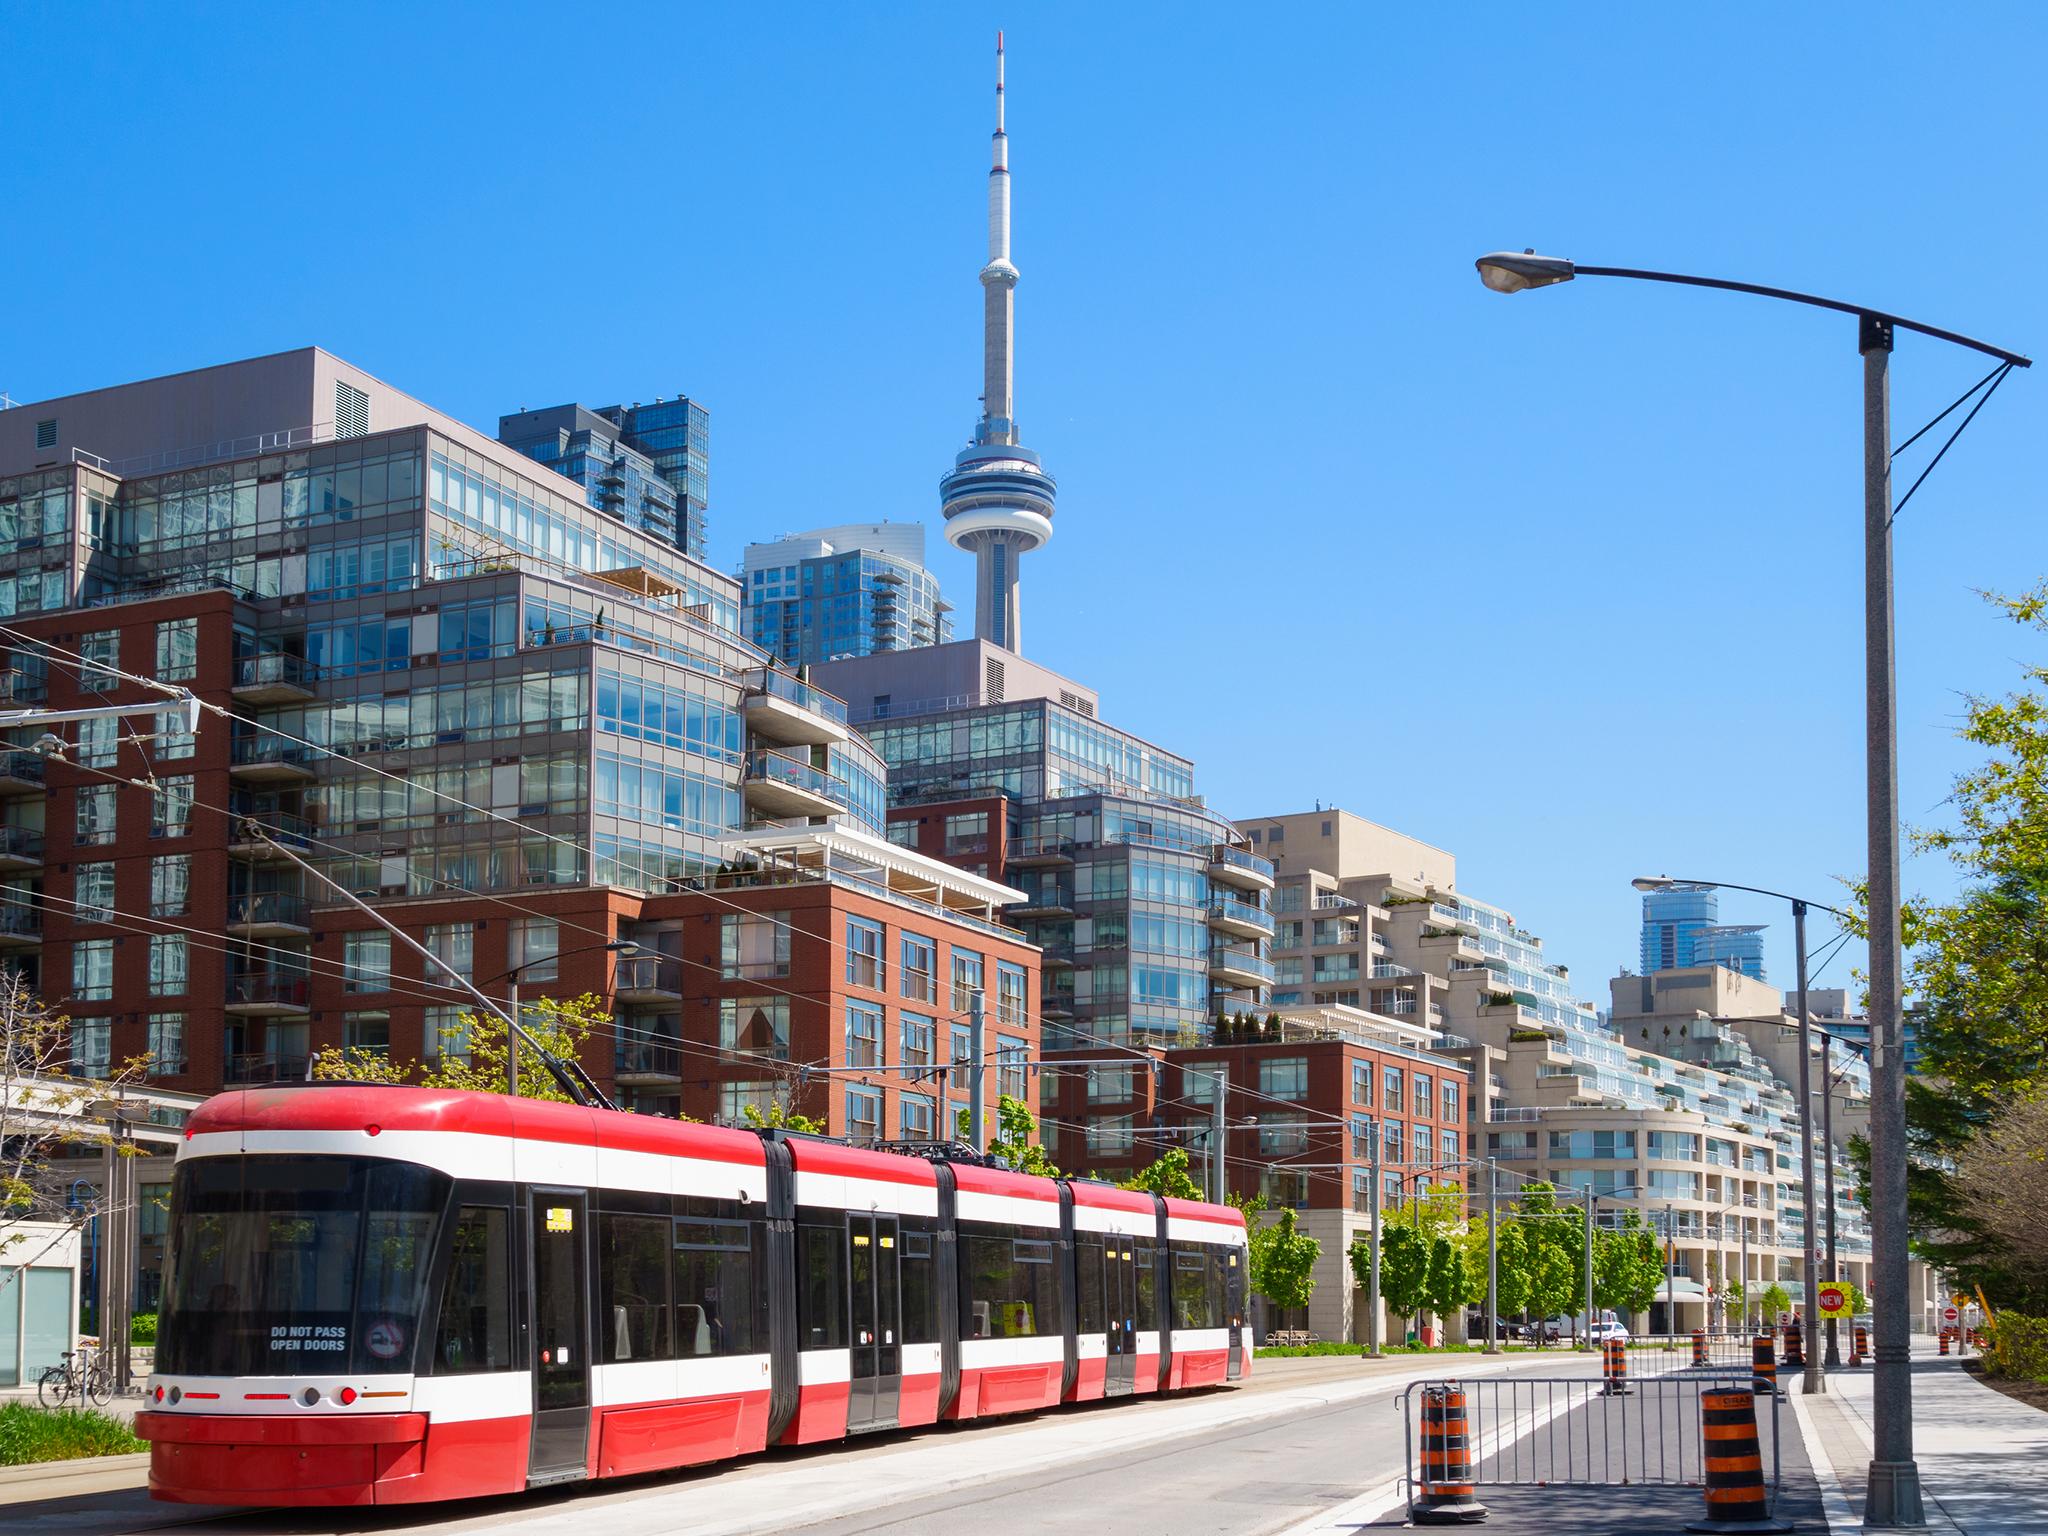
[{"left": 941, "top": 30, "right": 1056, "bottom": 655}]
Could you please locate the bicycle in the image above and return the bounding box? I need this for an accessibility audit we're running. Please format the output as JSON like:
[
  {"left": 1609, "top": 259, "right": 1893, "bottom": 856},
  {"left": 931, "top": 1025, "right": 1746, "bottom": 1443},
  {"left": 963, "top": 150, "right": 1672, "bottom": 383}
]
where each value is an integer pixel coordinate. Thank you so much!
[{"left": 37, "top": 1344, "right": 114, "bottom": 1409}]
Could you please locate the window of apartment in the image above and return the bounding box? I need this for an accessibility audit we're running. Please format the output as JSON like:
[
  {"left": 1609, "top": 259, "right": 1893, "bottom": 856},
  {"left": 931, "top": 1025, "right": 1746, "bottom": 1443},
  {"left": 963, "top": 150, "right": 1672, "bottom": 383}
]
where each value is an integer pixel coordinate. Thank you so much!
[
  {"left": 1350, "top": 1113, "right": 1375, "bottom": 1159},
  {"left": 1549, "top": 1130, "right": 1637, "bottom": 1160},
  {"left": 1273, "top": 919, "right": 1303, "bottom": 950},
  {"left": 996, "top": 1036, "right": 1027, "bottom": 1100},
  {"left": 885, "top": 820, "right": 919, "bottom": 848},
  {"left": 345, "top": 1011, "right": 391, "bottom": 1055},
  {"left": 1352, "top": 1169, "right": 1372, "bottom": 1214},
  {"left": 1312, "top": 917, "right": 1355, "bottom": 948},
  {"left": 846, "top": 1000, "right": 883, "bottom": 1068},
  {"left": 148, "top": 934, "right": 187, "bottom": 995},
  {"left": 80, "top": 630, "right": 118, "bottom": 693},
  {"left": 77, "top": 714, "right": 118, "bottom": 768},
  {"left": 1647, "top": 1169, "right": 1701, "bottom": 1200},
  {"left": 1351, "top": 1061, "right": 1373, "bottom": 1107},
  {"left": 900, "top": 1011, "right": 935, "bottom": 1074},
  {"left": 74, "top": 861, "right": 116, "bottom": 923},
  {"left": 1415, "top": 1135, "right": 1434, "bottom": 1168},
  {"left": 1647, "top": 1130, "right": 1700, "bottom": 1161},
  {"left": 845, "top": 1084, "right": 882, "bottom": 1144},
  {"left": 155, "top": 619, "right": 198, "bottom": 682},
  {"left": 900, "top": 1092, "right": 936, "bottom": 1141},
  {"left": 72, "top": 1017, "right": 111, "bottom": 1078},
  {"left": 1258, "top": 1112, "right": 1308, "bottom": 1156},
  {"left": 1442, "top": 1128, "right": 1460, "bottom": 1165},
  {"left": 1382, "top": 1065, "right": 1404, "bottom": 1113},
  {"left": 900, "top": 932, "right": 937, "bottom": 1003},
  {"left": 719, "top": 997, "right": 790, "bottom": 1060},
  {"left": 511, "top": 918, "right": 558, "bottom": 982},
  {"left": 944, "top": 812, "right": 988, "bottom": 855},
  {"left": 950, "top": 949, "right": 984, "bottom": 1013},
  {"left": 425, "top": 923, "right": 474, "bottom": 985},
  {"left": 1413, "top": 1072, "right": 1434, "bottom": 1119},
  {"left": 721, "top": 910, "right": 790, "bottom": 978},
  {"left": 153, "top": 708, "right": 196, "bottom": 760},
  {"left": 846, "top": 916, "right": 884, "bottom": 990},
  {"left": 76, "top": 784, "right": 117, "bottom": 846},
  {"left": 1263, "top": 1168, "right": 1310, "bottom": 1210},
  {"left": 1181, "top": 1060, "right": 1223, "bottom": 1104},
  {"left": 151, "top": 775, "right": 194, "bottom": 837},
  {"left": 147, "top": 1013, "right": 185, "bottom": 1074},
  {"left": 1087, "top": 1065, "right": 1133, "bottom": 1104},
  {"left": 72, "top": 938, "right": 113, "bottom": 1001},
  {"left": 424, "top": 1005, "right": 470, "bottom": 1062},
  {"left": 145, "top": 855, "right": 188, "bottom": 919},
  {"left": 1442, "top": 1080, "right": 1461, "bottom": 1123},
  {"left": 1259, "top": 1056, "right": 1308, "bottom": 1099},
  {"left": 1381, "top": 1120, "right": 1405, "bottom": 1164},
  {"left": 343, "top": 931, "right": 392, "bottom": 992},
  {"left": 717, "top": 1079, "right": 777, "bottom": 1125},
  {"left": 996, "top": 960, "right": 1027, "bottom": 1028},
  {"left": 1086, "top": 1115, "right": 1135, "bottom": 1158}
]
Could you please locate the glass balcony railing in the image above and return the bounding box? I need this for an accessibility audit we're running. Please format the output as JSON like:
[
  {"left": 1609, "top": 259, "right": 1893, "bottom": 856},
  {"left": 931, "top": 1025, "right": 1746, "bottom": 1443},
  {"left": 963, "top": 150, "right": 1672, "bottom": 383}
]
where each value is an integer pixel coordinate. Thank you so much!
[
  {"left": 742, "top": 667, "right": 849, "bottom": 726},
  {"left": 0, "top": 906, "right": 42, "bottom": 939},
  {"left": 233, "top": 653, "right": 319, "bottom": 689},
  {"left": 228, "top": 892, "right": 310, "bottom": 928},
  {"left": 1211, "top": 946, "right": 1276, "bottom": 982},
  {"left": 744, "top": 750, "right": 848, "bottom": 803},
  {"left": 1210, "top": 845, "right": 1275, "bottom": 881},
  {"left": 615, "top": 1034, "right": 682, "bottom": 1078},
  {"left": 226, "top": 973, "right": 310, "bottom": 1009},
  {"left": 1208, "top": 894, "right": 1274, "bottom": 931},
  {"left": 0, "top": 669, "right": 47, "bottom": 704},
  {"left": 0, "top": 826, "right": 43, "bottom": 862},
  {"left": 0, "top": 751, "right": 47, "bottom": 785},
  {"left": 230, "top": 737, "right": 317, "bottom": 771},
  {"left": 225, "top": 1051, "right": 310, "bottom": 1083}
]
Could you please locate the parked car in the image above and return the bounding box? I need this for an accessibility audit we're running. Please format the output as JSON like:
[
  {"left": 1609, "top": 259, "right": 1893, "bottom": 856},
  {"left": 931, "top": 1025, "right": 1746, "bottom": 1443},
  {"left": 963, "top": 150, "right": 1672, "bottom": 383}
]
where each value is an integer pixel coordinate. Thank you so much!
[
  {"left": 1465, "top": 1311, "right": 1516, "bottom": 1340},
  {"left": 1585, "top": 1318, "right": 1631, "bottom": 1344}
]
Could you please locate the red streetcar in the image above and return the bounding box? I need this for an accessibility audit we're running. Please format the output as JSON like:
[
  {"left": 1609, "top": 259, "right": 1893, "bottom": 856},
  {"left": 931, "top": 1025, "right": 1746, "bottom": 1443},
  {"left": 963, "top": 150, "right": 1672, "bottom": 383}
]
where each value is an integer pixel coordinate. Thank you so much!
[{"left": 138, "top": 1084, "right": 1249, "bottom": 1506}]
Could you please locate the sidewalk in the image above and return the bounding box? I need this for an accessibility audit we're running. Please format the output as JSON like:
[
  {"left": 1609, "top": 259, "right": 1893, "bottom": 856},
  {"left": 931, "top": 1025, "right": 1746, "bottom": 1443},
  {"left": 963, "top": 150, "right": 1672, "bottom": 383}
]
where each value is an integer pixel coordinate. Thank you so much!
[{"left": 1792, "top": 1339, "right": 2048, "bottom": 1534}]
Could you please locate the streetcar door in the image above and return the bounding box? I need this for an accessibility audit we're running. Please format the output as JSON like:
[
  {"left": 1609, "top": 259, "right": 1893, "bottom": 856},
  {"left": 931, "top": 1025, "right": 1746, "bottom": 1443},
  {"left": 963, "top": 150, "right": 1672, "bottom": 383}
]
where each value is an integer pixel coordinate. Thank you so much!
[
  {"left": 1104, "top": 1238, "right": 1137, "bottom": 1397},
  {"left": 527, "top": 1190, "right": 591, "bottom": 1482},
  {"left": 847, "top": 1214, "right": 902, "bottom": 1432},
  {"left": 1225, "top": 1244, "right": 1246, "bottom": 1380}
]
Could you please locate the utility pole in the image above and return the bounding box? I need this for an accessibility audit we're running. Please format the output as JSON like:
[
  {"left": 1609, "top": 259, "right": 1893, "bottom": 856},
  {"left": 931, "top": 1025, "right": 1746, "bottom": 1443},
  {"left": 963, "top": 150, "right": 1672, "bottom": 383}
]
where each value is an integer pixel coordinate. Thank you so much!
[
  {"left": 1583, "top": 1191, "right": 1596, "bottom": 1344},
  {"left": 1820, "top": 1029, "right": 1843, "bottom": 1369},
  {"left": 968, "top": 989, "right": 986, "bottom": 1152},
  {"left": 1367, "top": 1121, "right": 1382, "bottom": 1356},
  {"left": 1792, "top": 898, "right": 1826, "bottom": 1394},
  {"left": 1211, "top": 1064, "right": 1228, "bottom": 1206},
  {"left": 506, "top": 975, "right": 521, "bottom": 1098},
  {"left": 1484, "top": 1165, "right": 1499, "bottom": 1357},
  {"left": 1665, "top": 1202, "right": 1677, "bottom": 1337}
]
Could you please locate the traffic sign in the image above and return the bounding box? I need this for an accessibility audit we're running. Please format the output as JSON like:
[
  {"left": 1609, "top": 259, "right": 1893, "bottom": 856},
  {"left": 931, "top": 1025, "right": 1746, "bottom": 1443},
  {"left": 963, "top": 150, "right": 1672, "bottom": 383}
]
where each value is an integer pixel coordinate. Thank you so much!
[
  {"left": 1817, "top": 1284, "right": 1850, "bottom": 1318},
  {"left": 1944, "top": 1305, "right": 1960, "bottom": 1323}
]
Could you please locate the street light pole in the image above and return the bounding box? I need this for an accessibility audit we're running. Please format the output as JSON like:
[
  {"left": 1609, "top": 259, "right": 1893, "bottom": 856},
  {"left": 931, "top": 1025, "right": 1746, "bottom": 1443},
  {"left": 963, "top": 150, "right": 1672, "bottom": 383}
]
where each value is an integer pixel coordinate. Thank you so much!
[
  {"left": 1485, "top": 1165, "right": 1499, "bottom": 1356},
  {"left": 1367, "top": 1123, "right": 1383, "bottom": 1356},
  {"left": 1791, "top": 899, "right": 1825, "bottom": 1394},
  {"left": 1820, "top": 1029, "right": 1843, "bottom": 1370}
]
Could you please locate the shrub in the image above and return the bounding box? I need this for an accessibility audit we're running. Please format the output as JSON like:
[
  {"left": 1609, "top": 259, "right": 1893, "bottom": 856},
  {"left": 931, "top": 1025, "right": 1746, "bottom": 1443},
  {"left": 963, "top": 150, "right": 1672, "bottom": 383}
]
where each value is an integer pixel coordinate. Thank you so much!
[
  {"left": 129, "top": 1312, "right": 157, "bottom": 1345},
  {"left": 1985, "top": 1312, "right": 2048, "bottom": 1381},
  {"left": 0, "top": 1403, "right": 147, "bottom": 1466},
  {"left": 1257, "top": 1341, "right": 1366, "bottom": 1358}
]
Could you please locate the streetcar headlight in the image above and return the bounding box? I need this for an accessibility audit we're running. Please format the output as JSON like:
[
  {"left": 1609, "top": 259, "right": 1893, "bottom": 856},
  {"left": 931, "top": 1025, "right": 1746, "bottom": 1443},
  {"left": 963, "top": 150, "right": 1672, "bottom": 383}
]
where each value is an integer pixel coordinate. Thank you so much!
[
  {"left": 301, "top": 1387, "right": 321, "bottom": 1406},
  {"left": 168, "top": 1386, "right": 181, "bottom": 1404}
]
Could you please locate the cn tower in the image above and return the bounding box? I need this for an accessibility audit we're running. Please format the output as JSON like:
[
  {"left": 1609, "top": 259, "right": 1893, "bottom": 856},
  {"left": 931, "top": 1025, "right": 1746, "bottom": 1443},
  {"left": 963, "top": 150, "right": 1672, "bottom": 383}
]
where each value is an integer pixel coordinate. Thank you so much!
[{"left": 940, "top": 31, "right": 1057, "bottom": 655}]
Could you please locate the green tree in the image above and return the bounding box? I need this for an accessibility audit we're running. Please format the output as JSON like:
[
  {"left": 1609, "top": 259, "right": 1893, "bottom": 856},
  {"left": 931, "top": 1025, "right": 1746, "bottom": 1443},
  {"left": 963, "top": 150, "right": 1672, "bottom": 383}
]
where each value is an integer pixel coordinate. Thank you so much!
[
  {"left": 1492, "top": 1220, "right": 1534, "bottom": 1319},
  {"left": 1249, "top": 1207, "right": 1322, "bottom": 1311},
  {"left": 1510, "top": 1184, "right": 1581, "bottom": 1340},
  {"left": 1847, "top": 585, "right": 2048, "bottom": 1310},
  {"left": 1759, "top": 1282, "right": 1792, "bottom": 1323},
  {"left": 1593, "top": 1214, "right": 1666, "bottom": 1319},
  {"left": 1115, "top": 1148, "right": 1203, "bottom": 1200},
  {"left": 958, "top": 1094, "right": 1061, "bottom": 1177},
  {"left": 741, "top": 1102, "right": 823, "bottom": 1134},
  {"left": 1380, "top": 1224, "right": 1431, "bottom": 1336},
  {"left": 312, "top": 993, "right": 611, "bottom": 1102},
  {"left": 1423, "top": 1236, "right": 1478, "bottom": 1337}
]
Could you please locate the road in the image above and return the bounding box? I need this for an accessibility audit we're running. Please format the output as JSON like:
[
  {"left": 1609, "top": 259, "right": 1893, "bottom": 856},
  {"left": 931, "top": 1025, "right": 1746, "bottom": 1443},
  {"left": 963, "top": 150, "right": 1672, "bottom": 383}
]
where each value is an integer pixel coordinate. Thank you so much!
[{"left": 12, "top": 1349, "right": 1782, "bottom": 1536}]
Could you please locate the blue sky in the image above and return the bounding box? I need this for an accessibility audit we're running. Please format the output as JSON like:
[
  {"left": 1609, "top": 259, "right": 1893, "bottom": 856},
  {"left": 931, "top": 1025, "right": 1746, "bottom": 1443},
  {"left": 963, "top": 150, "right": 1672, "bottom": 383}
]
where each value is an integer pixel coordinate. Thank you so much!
[{"left": 8, "top": 4, "right": 2043, "bottom": 1001}]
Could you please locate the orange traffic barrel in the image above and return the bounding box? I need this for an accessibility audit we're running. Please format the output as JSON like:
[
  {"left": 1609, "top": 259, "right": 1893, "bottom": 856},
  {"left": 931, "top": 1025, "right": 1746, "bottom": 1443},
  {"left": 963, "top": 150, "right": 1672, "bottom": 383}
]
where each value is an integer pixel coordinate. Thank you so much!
[
  {"left": 1414, "top": 1382, "right": 1488, "bottom": 1525},
  {"left": 1750, "top": 1335, "right": 1777, "bottom": 1395},
  {"left": 1602, "top": 1337, "right": 1633, "bottom": 1396},
  {"left": 1938, "top": 1330, "right": 1950, "bottom": 1356},
  {"left": 1780, "top": 1319, "right": 1806, "bottom": 1370},
  {"left": 1852, "top": 1324, "right": 1869, "bottom": 1365},
  {"left": 1686, "top": 1387, "right": 1790, "bottom": 1532},
  {"left": 1693, "top": 1328, "right": 1709, "bottom": 1367}
]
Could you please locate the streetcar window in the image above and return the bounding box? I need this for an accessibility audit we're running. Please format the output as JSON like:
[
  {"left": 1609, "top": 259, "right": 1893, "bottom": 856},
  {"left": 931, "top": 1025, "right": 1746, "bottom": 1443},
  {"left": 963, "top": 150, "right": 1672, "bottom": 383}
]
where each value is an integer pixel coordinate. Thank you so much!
[
  {"left": 1134, "top": 1241, "right": 1157, "bottom": 1331},
  {"left": 674, "top": 1219, "right": 755, "bottom": 1357},
  {"left": 600, "top": 1213, "right": 671, "bottom": 1363},
  {"left": 1171, "top": 1246, "right": 1227, "bottom": 1330},
  {"left": 959, "top": 1222, "right": 1060, "bottom": 1339},
  {"left": 1076, "top": 1237, "right": 1107, "bottom": 1335},
  {"left": 158, "top": 1155, "right": 447, "bottom": 1377},
  {"left": 899, "top": 1225, "right": 939, "bottom": 1345},
  {"left": 798, "top": 1222, "right": 846, "bottom": 1349},
  {"left": 431, "top": 1206, "right": 511, "bottom": 1375}
]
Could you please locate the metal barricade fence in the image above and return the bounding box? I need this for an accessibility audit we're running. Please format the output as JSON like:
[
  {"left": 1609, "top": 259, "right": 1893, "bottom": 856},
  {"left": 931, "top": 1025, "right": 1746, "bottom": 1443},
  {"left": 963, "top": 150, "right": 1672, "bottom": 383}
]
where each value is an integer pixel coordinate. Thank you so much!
[
  {"left": 1397, "top": 1373, "right": 1781, "bottom": 1519},
  {"left": 1620, "top": 1332, "right": 1761, "bottom": 1379}
]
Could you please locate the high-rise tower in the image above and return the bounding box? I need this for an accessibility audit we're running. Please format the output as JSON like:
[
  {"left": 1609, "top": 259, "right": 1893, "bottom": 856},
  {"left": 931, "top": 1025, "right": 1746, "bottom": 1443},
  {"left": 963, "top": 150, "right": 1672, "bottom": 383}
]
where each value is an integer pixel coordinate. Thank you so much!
[{"left": 940, "top": 32, "right": 1057, "bottom": 655}]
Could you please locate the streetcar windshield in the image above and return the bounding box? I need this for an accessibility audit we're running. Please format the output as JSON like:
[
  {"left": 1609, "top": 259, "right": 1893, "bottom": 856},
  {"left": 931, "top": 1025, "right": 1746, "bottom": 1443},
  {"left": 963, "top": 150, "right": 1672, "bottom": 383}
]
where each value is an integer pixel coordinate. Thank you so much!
[{"left": 158, "top": 1155, "right": 448, "bottom": 1378}]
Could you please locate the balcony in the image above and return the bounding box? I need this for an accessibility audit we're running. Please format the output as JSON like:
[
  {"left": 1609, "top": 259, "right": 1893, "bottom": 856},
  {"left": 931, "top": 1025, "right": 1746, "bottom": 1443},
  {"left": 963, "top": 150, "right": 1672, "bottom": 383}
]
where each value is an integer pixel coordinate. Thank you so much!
[
  {"left": 232, "top": 652, "right": 319, "bottom": 704},
  {"left": 615, "top": 1034, "right": 682, "bottom": 1084},
  {"left": 224, "top": 1051, "right": 310, "bottom": 1083},
  {"left": 0, "top": 826, "right": 42, "bottom": 872},
  {"left": 614, "top": 954, "right": 683, "bottom": 1004},
  {"left": 1009, "top": 833, "right": 1076, "bottom": 867},
  {"left": 741, "top": 667, "right": 849, "bottom": 747},
  {"left": 226, "top": 892, "right": 312, "bottom": 938},
  {"left": 0, "top": 905, "right": 41, "bottom": 945},
  {"left": 1037, "top": 941, "right": 1075, "bottom": 970},
  {"left": 229, "top": 737, "right": 318, "bottom": 784},
  {"left": 1209, "top": 844, "right": 1275, "bottom": 892},
  {"left": 0, "top": 752, "right": 46, "bottom": 796},
  {"left": 742, "top": 750, "right": 846, "bottom": 819},
  {"left": 225, "top": 974, "right": 310, "bottom": 1015},
  {"left": 1207, "top": 893, "right": 1274, "bottom": 940},
  {"left": 1009, "top": 885, "right": 1076, "bottom": 919},
  {"left": 1210, "top": 946, "right": 1276, "bottom": 988},
  {"left": 228, "top": 811, "right": 317, "bottom": 860}
]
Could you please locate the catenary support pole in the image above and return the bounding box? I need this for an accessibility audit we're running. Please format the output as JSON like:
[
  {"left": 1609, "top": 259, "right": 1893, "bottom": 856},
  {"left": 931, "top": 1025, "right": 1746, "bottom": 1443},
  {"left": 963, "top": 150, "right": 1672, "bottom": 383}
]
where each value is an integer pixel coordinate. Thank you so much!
[
  {"left": 1211, "top": 1065, "right": 1228, "bottom": 1205},
  {"left": 969, "top": 990, "right": 986, "bottom": 1152},
  {"left": 1583, "top": 1191, "right": 1596, "bottom": 1346},
  {"left": 1822, "top": 1030, "right": 1843, "bottom": 1369},
  {"left": 1368, "top": 1124, "right": 1382, "bottom": 1355},
  {"left": 506, "top": 976, "right": 520, "bottom": 1098},
  {"left": 1484, "top": 1166, "right": 1499, "bottom": 1356},
  {"left": 1794, "top": 899, "right": 1825, "bottom": 1394},
  {"left": 1861, "top": 314, "right": 1924, "bottom": 1526}
]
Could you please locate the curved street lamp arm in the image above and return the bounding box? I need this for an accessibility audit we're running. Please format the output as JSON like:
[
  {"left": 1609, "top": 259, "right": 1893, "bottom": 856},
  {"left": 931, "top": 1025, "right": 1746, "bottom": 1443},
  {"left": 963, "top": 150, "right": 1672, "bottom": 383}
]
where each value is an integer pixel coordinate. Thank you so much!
[
  {"left": 1653, "top": 877, "right": 1858, "bottom": 924},
  {"left": 1573, "top": 265, "right": 2032, "bottom": 367}
]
